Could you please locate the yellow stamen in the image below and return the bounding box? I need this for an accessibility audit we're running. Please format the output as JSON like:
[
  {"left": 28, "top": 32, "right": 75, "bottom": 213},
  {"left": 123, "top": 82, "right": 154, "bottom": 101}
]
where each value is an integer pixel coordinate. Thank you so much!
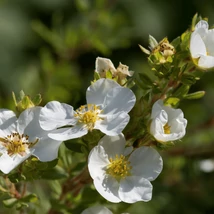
[
  {"left": 164, "top": 123, "right": 171, "bottom": 134},
  {"left": 106, "top": 154, "right": 132, "bottom": 180},
  {"left": 74, "top": 104, "right": 102, "bottom": 131},
  {"left": 0, "top": 132, "right": 38, "bottom": 156}
]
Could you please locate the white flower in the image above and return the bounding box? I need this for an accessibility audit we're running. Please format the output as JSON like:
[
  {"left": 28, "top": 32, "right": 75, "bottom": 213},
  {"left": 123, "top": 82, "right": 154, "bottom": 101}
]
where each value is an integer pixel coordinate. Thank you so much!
[
  {"left": 88, "top": 134, "right": 163, "bottom": 203},
  {"left": 190, "top": 20, "right": 214, "bottom": 69},
  {"left": 95, "top": 57, "right": 134, "bottom": 78},
  {"left": 39, "top": 78, "right": 136, "bottom": 141},
  {"left": 150, "top": 100, "right": 187, "bottom": 142},
  {"left": 81, "top": 206, "right": 113, "bottom": 214},
  {"left": 0, "top": 107, "right": 62, "bottom": 174}
]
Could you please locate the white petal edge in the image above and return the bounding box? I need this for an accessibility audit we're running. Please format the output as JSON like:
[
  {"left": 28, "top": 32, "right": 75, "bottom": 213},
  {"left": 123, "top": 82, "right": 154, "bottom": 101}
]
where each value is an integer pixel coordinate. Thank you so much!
[
  {"left": 119, "top": 176, "right": 153, "bottom": 203},
  {"left": 97, "top": 134, "right": 127, "bottom": 159},
  {"left": 86, "top": 79, "right": 121, "bottom": 106},
  {"left": 102, "top": 86, "right": 136, "bottom": 115},
  {"left": 95, "top": 113, "right": 130, "bottom": 136},
  {"left": 93, "top": 175, "right": 121, "bottom": 203},
  {"left": 88, "top": 145, "right": 110, "bottom": 179},
  {"left": 81, "top": 205, "right": 113, "bottom": 214},
  {"left": 32, "top": 137, "right": 62, "bottom": 162},
  {"left": 190, "top": 33, "right": 207, "bottom": 58},
  {"left": 0, "top": 153, "right": 31, "bottom": 174},
  {"left": 39, "top": 101, "right": 76, "bottom": 131},
  {"left": 48, "top": 125, "right": 88, "bottom": 141},
  {"left": 129, "top": 146, "right": 163, "bottom": 181}
]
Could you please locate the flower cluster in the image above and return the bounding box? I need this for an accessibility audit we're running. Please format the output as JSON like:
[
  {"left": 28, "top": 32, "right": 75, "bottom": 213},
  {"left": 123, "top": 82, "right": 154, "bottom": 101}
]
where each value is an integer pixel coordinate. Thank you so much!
[{"left": 0, "top": 16, "right": 212, "bottom": 213}]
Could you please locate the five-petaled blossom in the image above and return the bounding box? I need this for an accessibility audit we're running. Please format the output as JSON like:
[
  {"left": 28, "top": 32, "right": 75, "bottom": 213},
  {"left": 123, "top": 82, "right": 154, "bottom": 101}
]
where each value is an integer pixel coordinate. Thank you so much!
[
  {"left": 0, "top": 107, "right": 62, "bottom": 174},
  {"left": 150, "top": 99, "right": 187, "bottom": 142},
  {"left": 39, "top": 78, "right": 136, "bottom": 141},
  {"left": 190, "top": 20, "right": 214, "bottom": 69},
  {"left": 88, "top": 134, "right": 163, "bottom": 203}
]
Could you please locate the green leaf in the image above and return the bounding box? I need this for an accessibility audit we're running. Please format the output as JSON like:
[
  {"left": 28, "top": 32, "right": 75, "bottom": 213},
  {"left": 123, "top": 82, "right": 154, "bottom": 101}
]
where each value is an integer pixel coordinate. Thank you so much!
[
  {"left": 184, "top": 91, "right": 205, "bottom": 100},
  {"left": 138, "top": 73, "right": 153, "bottom": 86},
  {"left": 181, "top": 74, "right": 196, "bottom": 85},
  {"left": 3, "top": 198, "right": 18, "bottom": 208},
  {"left": 65, "top": 139, "right": 86, "bottom": 153},
  {"left": 171, "top": 36, "right": 181, "bottom": 49},
  {"left": 173, "top": 85, "right": 190, "bottom": 98},
  {"left": 40, "top": 166, "right": 68, "bottom": 180}
]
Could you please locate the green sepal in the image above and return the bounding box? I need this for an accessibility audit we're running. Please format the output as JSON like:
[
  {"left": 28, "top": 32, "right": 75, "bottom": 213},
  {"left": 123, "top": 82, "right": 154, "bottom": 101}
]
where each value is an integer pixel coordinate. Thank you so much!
[
  {"left": 106, "top": 70, "right": 113, "bottom": 79},
  {"left": 171, "top": 36, "right": 181, "bottom": 49},
  {"left": 148, "top": 35, "right": 158, "bottom": 49},
  {"left": 138, "top": 73, "right": 153, "bottom": 87},
  {"left": 94, "top": 71, "right": 100, "bottom": 81},
  {"left": 32, "top": 94, "right": 42, "bottom": 106},
  {"left": 184, "top": 91, "right": 205, "bottom": 100},
  {"left": 173, "top": 84, "right": 190, "bottom": 98},
  {"left": 138, "top": 44, "right": 150, "bottom": 55},
  {"left": 164, "top": 97, "right": 180, "bottom": 107},
  {"left": 181, "top": 73, "right": 197, "bottom": 85}
]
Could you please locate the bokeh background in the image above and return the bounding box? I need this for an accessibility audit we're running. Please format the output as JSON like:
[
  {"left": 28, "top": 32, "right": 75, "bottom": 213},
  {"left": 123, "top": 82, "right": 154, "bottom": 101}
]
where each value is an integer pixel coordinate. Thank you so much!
[{"left": 0, "top": 0, "right": 214, "bottom": 213}]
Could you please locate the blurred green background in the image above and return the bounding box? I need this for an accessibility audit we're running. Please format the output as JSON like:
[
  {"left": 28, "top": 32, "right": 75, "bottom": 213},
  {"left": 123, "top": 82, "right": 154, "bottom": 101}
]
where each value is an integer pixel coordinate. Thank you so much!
[{"left": 0, "top": 0, "right": 214, "bottom": 213}]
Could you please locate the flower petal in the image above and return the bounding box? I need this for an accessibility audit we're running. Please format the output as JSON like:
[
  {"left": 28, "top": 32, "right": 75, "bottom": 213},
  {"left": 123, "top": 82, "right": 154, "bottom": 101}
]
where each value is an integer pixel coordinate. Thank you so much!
[
  {"left": 96, "top": 134, "right": 127, "bottom": 159},
  {"left": 129, "top": 146, "right": 163, "bottom": 181},
  {"left": 17, "top": 107, "right": 46, "bottom": 140},
  {"left": 39, "top": 101, "right": 76, "bottom": 131},
  {"left": 95, "top": 113, "right": 130, "bottom": 136},
  {"left": 88, "top": 144, "right": 109, "bottom": 179},
  {"left": 86, "top": 79, "right": 121, "bottom": 106},
  {"left": 198, "top": 55, "right": 214, "bottom": 69},
  {"left": 95, "top": 57, "right": 116, "bottom": 77},
  {"left": 81, "top": 205, "right": 113, "bottom": 214},
  {"left": 102, "top": 87, "right": 136, "bottom": 115},
  {"left": 32, "top": 137, "right": 62, "bottom": 162},
  {"left": 0, "top": 109, "right": 17, "bottom": 126},
  {"left": 119, "top": 176, "right": 153, "bottom": 203},
  {"left": 203, "top": 29, "right": 214, "bottom": 56},
  {"left": 93, "top": 175, "right": 121, "bottom": 203},
  {"left": 190, "top": 33, "right": 207, "bottom": 58},
  {"left": 0, "top": 153, "right": 31, "bottom": 174},
  {"left": 48, "top": 125, "right": 88, "bottom": 141}
]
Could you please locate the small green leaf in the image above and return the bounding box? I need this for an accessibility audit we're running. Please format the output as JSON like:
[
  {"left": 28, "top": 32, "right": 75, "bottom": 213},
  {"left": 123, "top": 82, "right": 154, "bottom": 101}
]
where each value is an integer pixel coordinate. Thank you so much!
[
  {"left": 3, "top": 198, "right": 18, "bottom": 208},
  {"left": 181, "top": 74, "right": 196, "bottom": 85},
  {"left": 138, "top": 73, "right": 153, "bottom": 86},
  {"left": 171, "top": 36, "right": 181, "bottom": 49},
  {"left": 173, "top": 85, "right": 190, "bottom": 98},
  {"left": 41, "top": 166, "right": 68, "bottom": 180},
  {"left": 184, "top": 91, "right": 205, "bottom": 100}
]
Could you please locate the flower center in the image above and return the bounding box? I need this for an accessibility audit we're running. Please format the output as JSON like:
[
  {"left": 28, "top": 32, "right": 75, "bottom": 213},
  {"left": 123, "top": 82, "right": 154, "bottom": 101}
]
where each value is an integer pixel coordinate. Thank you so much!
[
  {"left": 75, "top": 104, "right": 102, "bottom": 131},
  {"left": 164, "top": 123, "right": 171, "bottom": 134},
  {"left": 106, "top": 154, "right": 132, "bottom": 180},
  {"left": 0, "top": 132, "right": 38, "bottom": 156}
]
